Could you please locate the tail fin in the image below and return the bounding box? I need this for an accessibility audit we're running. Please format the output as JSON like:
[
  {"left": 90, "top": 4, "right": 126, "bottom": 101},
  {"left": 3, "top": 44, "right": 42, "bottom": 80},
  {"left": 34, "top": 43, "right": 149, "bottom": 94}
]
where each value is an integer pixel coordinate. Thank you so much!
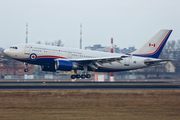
[{"left": 131, "top": 29, "right": 172, "bottom": 58}]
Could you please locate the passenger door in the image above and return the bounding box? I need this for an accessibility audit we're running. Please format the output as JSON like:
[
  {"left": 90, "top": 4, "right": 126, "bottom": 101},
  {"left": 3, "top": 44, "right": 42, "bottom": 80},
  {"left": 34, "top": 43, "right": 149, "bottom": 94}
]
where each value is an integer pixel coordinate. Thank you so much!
[{"left": 24, "top": 46, "right": 30, "bottom": 54}]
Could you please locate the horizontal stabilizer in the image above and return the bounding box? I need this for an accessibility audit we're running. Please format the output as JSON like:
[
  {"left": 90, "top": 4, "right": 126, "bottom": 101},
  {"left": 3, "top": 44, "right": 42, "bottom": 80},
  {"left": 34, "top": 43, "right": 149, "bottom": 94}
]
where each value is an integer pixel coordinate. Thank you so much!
[{"left": 144, "top": 59, "right": 173, "bottom": 65}]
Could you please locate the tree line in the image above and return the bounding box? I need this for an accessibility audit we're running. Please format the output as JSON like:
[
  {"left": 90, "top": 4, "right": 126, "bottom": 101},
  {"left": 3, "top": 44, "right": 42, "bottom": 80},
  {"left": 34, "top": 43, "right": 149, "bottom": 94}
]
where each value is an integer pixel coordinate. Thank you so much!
[{"left": 159, "top": 39, "right": 180, "bottom": 60}]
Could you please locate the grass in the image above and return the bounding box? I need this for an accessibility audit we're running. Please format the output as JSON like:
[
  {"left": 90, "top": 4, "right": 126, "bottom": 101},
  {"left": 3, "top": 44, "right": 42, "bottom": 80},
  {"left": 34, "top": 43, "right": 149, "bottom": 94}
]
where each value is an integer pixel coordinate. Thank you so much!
[{"left": 0, "top": 90, "right": 180, "bottom": 120}]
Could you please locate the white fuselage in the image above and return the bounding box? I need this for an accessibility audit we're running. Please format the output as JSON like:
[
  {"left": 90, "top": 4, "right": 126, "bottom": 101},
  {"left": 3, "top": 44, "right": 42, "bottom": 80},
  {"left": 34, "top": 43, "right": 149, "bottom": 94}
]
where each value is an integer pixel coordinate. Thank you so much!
[{"left": 4, "top": 43, "right": 150, "bottom": 72}]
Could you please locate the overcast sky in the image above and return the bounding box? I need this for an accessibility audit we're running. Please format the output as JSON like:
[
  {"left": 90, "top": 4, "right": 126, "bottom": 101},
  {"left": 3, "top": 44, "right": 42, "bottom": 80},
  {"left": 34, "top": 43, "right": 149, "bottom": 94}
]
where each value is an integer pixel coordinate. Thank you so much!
[{"left": 0, "top": 0, "right": 180, "bottom": 49}]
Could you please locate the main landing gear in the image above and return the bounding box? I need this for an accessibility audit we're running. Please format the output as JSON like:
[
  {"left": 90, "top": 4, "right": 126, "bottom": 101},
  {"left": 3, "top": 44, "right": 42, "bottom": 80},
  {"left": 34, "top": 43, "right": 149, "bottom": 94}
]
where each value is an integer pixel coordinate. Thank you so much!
[
  {"left": 71, "top": 66, "right": 91, "bottom": 79},
  {"left": 71, "top": 74, "right": 91, "bottom": 79}
]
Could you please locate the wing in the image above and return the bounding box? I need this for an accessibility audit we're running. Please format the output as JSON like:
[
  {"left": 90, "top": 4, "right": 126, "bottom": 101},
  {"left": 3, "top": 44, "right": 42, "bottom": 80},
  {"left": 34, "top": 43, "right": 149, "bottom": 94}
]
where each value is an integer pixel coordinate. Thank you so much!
[
  {"left": 55, "top": 55, "right": 128, "bottom": 70},
  {"left": 68, "top": 55, "right": 128, "bottom": 64}
]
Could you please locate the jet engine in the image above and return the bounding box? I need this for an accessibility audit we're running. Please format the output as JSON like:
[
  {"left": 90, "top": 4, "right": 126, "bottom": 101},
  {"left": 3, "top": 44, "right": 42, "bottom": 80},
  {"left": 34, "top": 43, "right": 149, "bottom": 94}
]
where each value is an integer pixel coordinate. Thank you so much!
[
  {"left": 55, "top": 60, "right": 78, "bottom": 71},
  {"left": 41, "top": 65, "right": 56, "bottom": 72}
]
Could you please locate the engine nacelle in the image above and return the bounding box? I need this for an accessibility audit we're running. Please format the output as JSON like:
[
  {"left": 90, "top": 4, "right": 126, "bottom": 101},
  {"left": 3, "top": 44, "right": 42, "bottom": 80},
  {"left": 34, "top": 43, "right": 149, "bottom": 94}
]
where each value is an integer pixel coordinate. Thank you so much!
[
  {"left": 41, "top": 65, "right": 56, "bottom": 72},
  {"left": 55, "top": 60, "right": 78, "bottom": 71}
]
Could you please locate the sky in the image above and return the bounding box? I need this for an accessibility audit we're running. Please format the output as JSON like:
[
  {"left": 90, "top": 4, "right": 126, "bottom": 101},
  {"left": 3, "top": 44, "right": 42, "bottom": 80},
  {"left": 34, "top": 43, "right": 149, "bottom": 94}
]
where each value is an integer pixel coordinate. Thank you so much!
[{"left": 0, "top": 0, "right": 180, "bottom": 49}]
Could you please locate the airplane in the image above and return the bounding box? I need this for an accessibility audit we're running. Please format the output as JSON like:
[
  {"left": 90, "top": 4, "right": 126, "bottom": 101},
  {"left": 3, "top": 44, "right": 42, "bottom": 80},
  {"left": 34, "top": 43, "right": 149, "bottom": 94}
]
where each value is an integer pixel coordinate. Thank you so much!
[{"left": 4, "top": 29, "right": 172, "bottom": 79}]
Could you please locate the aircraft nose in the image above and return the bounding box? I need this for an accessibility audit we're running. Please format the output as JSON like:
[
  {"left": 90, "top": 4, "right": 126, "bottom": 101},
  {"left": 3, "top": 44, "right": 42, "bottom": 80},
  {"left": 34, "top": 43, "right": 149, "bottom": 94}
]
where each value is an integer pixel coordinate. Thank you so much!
[{"left": 4, "top": 49, "right": 9, "bottom": 56}]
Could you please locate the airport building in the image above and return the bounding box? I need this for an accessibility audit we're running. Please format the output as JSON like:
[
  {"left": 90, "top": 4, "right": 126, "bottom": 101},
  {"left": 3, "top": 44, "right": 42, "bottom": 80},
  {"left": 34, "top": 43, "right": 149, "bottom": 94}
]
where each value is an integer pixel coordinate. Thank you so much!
[
  {"left": 85, "top": 44, "right": 136, "bottom": 54},
  {"left": 85, "top": 44, "right": 121, "bottom": 53},
  {"left": 0, "top": 53, "right": 34, "bottom": 78}
]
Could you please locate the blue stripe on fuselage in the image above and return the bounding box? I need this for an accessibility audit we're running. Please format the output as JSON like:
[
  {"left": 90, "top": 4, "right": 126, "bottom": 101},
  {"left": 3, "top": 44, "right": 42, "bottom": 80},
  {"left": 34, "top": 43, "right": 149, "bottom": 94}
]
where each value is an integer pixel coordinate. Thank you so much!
[
  {"left": 14, "top": 58, "right": 56, "bottom": 66},
  {"left": 15, "top": 58, "right": 131, "bottom": 72}
]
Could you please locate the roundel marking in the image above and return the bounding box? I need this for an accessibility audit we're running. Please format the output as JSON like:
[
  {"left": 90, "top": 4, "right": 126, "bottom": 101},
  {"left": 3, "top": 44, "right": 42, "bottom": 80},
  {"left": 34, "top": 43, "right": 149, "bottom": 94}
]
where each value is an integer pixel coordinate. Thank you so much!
[{"left": 29, "top": 53, "right": 37, "bottom": 60}]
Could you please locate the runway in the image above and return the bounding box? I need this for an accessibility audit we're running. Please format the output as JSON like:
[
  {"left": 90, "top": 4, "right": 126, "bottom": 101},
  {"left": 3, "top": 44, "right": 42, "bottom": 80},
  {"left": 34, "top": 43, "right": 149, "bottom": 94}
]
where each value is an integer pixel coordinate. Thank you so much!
[
  {"left": 0, "top": 84, "right": 180, "bottom": 90},
  {"left": 0, "top": 81, "right": 175, "bottom": 84},
  {"left": 0, "top": 80, "right": 180, "bottom": 90}
]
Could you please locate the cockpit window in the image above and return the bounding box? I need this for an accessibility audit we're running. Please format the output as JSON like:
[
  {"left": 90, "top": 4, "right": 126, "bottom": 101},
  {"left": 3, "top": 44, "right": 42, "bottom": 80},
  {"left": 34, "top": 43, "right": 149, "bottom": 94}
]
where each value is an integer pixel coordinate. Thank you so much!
[{"left": 10, "top": 46, "right": 18, "bottom": 49}]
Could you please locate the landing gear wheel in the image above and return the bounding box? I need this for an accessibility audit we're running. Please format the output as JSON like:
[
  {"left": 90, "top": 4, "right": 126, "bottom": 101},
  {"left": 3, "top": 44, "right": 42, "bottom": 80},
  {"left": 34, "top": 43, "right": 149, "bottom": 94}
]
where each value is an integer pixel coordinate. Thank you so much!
[
  {"left": 80, "top": 74, "right": 86, "bottom": 79},
  {"left": 85, "top": 74, "right": 91, "bottom": 78},
  {"left": 71, "top": 75, "right": 76, "bottom": 79},
  {"left": 76, "top": 74, "right": 81, "bottom": 79},
  {"left": 24, "top": 68, "right": 28, "bottom": 72}
]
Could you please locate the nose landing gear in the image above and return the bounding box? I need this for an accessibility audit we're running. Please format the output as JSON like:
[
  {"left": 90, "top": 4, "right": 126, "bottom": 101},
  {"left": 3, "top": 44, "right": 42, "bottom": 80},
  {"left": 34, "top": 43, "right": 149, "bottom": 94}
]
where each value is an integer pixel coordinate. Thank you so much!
[
  {"left": 24, "top": 63, "right": 29, "bottom": 73},
  {"left": 24, "top": 68, "right": 28, "bottom": 72}
]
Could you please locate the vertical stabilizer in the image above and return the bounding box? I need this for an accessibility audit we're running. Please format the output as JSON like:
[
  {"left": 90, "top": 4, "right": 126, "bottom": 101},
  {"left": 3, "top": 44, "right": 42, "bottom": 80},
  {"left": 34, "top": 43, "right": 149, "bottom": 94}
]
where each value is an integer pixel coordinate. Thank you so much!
[{"left": 131, "top": 29, "right": 172, "bottom": 58}]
